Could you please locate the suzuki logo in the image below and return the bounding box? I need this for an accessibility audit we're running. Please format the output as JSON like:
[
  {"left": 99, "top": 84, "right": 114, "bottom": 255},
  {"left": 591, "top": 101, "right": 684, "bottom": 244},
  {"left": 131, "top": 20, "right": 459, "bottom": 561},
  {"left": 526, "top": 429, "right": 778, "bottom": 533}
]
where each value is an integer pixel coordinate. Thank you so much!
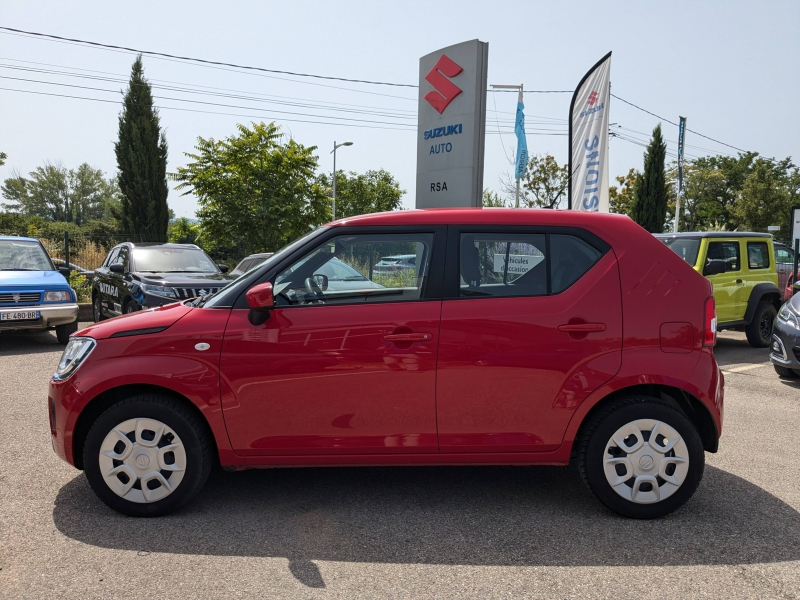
[
  {"left": 12, "top": 293, "right": 20, "bottom": 302},
  {"left": 587, "top": 91, "right": 599, "bottom": 106},
  {"left": 424, "top": 54, "right": 463, "bottom": 114},
  {"left": 198, "top": 289, "right": 207, "bottom": 296}
]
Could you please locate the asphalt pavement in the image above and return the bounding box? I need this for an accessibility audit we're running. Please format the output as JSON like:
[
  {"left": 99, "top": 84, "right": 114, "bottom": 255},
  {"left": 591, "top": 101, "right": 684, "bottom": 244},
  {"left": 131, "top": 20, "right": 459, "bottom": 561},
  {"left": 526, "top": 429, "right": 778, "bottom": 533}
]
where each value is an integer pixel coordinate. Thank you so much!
[{"left": 1, "top": 326, "right": 799, "bottom": 599}]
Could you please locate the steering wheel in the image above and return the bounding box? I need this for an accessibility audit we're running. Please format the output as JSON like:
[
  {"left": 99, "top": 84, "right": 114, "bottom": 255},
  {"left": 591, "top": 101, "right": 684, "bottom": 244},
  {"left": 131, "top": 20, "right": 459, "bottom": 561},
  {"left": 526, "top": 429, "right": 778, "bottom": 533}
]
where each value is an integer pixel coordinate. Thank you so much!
[{"left": 304, "top": 277, "right": 325, "bottom": 304}]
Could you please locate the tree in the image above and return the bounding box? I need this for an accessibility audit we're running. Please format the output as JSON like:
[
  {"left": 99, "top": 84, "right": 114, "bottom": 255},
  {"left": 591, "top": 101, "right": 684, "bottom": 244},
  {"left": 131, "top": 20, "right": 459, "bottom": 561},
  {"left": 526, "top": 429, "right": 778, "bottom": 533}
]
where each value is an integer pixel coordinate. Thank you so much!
[
  {"left": 482, "top": 189, "right": 508, "bottom": 207},
  {"left": 502, "top": 154, "right": 569, "bottom": 208},
  {"left": 609, "top": 168, "right": 638, "bottom": 216},
  {"left": 168, "top": 217, "right": 201, "bottom": 245},
  {"left": 1, "top": 162, "right": 120, "bottom": 225},
  {"left": 733, "top": 159, "right": 791, "bottom": 234},
  {"left": 115, "top": 55, "right": 169, "bottom": 240},
  {"left": 631, "top": 124, "right": 669, "bottom": 233},
  {"left": 317, "top": 169, "right": 404, "bottom": 219},
  {"left": 0, "top": 151, "right": 6, "bottom": 167},
  {"left": 171, "top": 122, "right": 328, "bottom": 259}
]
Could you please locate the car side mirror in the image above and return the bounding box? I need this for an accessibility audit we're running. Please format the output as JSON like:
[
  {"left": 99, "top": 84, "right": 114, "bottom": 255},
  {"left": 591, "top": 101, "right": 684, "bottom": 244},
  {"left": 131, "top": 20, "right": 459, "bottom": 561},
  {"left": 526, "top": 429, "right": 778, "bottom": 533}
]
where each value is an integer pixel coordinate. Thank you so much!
[
  {"left": 110, "top": 263, "right": 124, "bottom": 274},
  {"left": 313, "top": 273, "right": 329, "bottom": 291},
  {"left": 57, "top": 266, "right": 71, "bottom": 278},
  {"left": 246, "top": 282, "right": 274, "bottom": 325},
  {"left": 703, "top": 260, "right": 726, "bottom": 276},
  {"left": 218, "top": 264, "right": 229, "bottom": 273}
]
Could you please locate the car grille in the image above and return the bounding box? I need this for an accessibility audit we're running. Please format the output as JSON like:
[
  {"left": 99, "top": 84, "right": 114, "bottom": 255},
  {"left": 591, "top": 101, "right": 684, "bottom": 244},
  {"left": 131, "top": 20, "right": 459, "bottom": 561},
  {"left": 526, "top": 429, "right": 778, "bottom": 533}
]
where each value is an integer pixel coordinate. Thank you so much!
[
  {"left": 174, "top": 287, "right": 219, "bottom": 299},
  {"left": 0, "top": 292, "right": 41, "bottom": 305}
]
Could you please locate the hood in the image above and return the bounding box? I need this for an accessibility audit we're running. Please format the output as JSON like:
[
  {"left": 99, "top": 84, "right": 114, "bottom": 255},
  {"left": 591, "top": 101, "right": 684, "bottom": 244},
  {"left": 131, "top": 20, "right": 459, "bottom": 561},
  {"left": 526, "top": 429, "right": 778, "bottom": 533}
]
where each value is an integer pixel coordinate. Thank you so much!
[
  {"left": 0, "top": 270, "right": 70, "bottom": 289},
  {"left": 76, "top": 301, "right": 194, "bottom": 340},
  {"left": 137, "top": 272, "right": 235, "bottom": 285}
]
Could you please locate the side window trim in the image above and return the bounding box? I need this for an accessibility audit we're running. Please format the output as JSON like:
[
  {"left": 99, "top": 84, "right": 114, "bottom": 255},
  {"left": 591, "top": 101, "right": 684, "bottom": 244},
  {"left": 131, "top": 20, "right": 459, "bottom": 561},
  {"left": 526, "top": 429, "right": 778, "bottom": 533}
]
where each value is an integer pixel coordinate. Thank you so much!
[{"left": 443, "top": 225, "right": 610, "bottom": 300}]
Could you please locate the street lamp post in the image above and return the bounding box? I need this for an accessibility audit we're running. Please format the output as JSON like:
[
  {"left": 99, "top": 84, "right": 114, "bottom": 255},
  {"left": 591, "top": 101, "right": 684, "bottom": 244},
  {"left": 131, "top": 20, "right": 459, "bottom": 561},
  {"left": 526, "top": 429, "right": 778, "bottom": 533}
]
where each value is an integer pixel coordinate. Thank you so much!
[{"left": 331, "top": 141, "right": 353, "bottom": 220}]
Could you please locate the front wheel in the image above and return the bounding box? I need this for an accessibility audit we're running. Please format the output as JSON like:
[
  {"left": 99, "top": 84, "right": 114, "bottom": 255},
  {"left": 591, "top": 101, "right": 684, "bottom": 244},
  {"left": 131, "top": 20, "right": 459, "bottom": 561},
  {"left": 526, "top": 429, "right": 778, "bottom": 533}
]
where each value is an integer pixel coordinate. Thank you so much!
[
  {"left": 83, "top": 394, "right": 213, "bottom": 517},
  {"left": 93, "top": 294, "right": 105, "bottom": 323},
  {"left": 745, "top": 301, "right": 776, "bottom": 348},
  {"left": 578, "top": 396, "right": 705, "bottom": 519},
  {"left": 55, "top": 320, "right": 78, "bottom": 344}
]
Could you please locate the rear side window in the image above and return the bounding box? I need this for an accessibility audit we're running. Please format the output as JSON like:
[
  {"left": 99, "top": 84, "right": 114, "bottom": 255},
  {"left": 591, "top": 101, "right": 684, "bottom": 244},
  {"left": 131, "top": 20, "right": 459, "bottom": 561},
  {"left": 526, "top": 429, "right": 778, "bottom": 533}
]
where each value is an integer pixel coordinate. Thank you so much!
[
  {"left": 747, "top": 242, "right": 770, "bottom": 269},
  {"left": 458, "top": 232, "right": 603, "bottom": 298},
  {"left": 706, "top": 241, "right": 740, "bottom": 271},
  {"left": 775, "top": 245, "right": 793, "bottom": 265}
]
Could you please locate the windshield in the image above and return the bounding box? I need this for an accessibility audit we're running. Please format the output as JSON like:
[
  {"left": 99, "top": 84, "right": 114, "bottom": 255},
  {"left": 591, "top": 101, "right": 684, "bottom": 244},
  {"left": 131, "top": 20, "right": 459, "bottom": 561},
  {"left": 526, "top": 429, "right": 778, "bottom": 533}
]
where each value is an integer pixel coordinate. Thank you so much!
[
  {"left": 0, "top": 240, "right": 54, "bottom": 271},
  {"left": 133, "top": 247, "right": 218, "bottom": 273},
  {"left": 658, "top": 236, "right": 701, "bottom": 266}
]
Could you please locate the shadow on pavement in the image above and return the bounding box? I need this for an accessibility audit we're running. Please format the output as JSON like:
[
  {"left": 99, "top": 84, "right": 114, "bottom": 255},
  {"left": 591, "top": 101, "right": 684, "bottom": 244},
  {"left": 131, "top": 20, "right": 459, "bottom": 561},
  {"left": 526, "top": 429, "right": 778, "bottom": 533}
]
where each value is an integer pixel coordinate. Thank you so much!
[
  {"left": 713, "top": 332, "right": 772, "bottom": 367},
  {"left": 0, "top": 322, "right": 93, "bottom": 356},
  {"left": 53, "top": 464, "right": 800, "bottom": 587}
]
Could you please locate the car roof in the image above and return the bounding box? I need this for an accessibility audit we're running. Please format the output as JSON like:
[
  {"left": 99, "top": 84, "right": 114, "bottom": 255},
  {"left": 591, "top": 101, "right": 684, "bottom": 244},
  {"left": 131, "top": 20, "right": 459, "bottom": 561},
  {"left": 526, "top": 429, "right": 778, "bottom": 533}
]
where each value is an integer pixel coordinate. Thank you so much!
[
  {"left": 125, "top": 242, "right": 201, "bottom": 249},
  {"left": 243, "top": 253, "right": 273, "bottom": 259},
  {"left": 654, "top": 231, "right": 773, "bottom": 239},
  {"left": 0, "top": 235, "right": 40, "bottom": 242},
  {"left": 328, "top": 207, "right": 635, "bottom": 228}
]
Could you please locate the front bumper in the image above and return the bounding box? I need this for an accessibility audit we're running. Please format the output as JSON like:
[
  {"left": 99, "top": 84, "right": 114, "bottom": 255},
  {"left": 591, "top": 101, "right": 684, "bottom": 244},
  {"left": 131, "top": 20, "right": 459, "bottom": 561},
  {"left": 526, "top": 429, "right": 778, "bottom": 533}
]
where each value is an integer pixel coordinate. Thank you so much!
[
  {"left": 770, "top": 317, "right": 800, "bottom": 370},
  {"left": 0, "top": 303, "right": 78, "bottom": 331},
  {"left": 140, "top": 292, "right": 178, "bottom": 309}
]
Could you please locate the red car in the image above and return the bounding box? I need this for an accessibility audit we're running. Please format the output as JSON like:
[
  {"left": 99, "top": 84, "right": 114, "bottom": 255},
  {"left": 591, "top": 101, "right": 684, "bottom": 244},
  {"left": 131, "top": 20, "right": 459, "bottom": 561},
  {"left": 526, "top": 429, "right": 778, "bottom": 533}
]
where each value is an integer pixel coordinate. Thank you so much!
[{"left": 49, "top": 209, "right": 723, "bottom": 519}]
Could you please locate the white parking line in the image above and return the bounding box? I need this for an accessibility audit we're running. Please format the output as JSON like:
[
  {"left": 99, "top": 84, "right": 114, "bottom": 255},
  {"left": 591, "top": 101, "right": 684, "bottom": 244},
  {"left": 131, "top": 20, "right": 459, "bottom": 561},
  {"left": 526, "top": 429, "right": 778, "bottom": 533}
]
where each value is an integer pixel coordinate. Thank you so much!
[{"left": 722, "top": 363, "right": 770, "bottom": 373}]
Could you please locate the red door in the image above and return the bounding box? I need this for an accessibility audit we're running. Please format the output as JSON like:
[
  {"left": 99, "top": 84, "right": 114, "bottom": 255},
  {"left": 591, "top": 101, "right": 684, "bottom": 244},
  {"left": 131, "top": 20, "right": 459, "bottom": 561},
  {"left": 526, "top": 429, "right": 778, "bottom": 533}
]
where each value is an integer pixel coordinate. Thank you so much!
[
  {"left": 220, "top": 303, "right": 440, "bottom": 455},
  {"left": 436, "top": 231, "right": 622, "bottom": 453}
]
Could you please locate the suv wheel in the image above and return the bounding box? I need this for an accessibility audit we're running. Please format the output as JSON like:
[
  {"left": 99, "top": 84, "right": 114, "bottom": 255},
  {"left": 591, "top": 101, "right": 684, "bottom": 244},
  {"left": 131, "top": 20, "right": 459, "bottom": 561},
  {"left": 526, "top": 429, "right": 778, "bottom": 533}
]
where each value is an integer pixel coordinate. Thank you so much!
[
  {"left": 55, "top": 320, "right": 78, "bottom": 345},
  {"left": 124, "top": 299, "right": 139, "bottom": 314},
  {"left": 93, "top": 295, "right": 105, "bottom": 323},
  {"left": 578, "top": 396, "right": 704, "bottom": 519},
  {"left": 83, "top": 394, "right": 212, "bottom": 517},
  {"left": 745, "top": 301, "right": 777, "bottom": 348}
]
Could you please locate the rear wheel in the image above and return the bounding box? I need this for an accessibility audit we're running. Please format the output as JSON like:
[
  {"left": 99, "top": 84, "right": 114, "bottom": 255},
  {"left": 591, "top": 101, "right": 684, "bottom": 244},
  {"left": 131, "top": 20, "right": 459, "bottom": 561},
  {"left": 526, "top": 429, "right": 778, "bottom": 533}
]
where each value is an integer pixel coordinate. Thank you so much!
[
  {"left": 774, "top": 364, "right": 799, "bottom": 378},
  {"left": 92, "top": 294, "right": 105, "bottom": 323},
  {"left": 745, "top": 301, "right": 776, "bottom": 348},
  {"left": 578, "top": 396, "right": 704, "bottom": 519},
  {"left": 123, "top": 299, "right": 139, "bottom": 314},
  {"left": 83, "top": 394, "right": 212, "bottom": 517},
  {"left": 55, "top": 320, "right": 77, "bottom": 345}
]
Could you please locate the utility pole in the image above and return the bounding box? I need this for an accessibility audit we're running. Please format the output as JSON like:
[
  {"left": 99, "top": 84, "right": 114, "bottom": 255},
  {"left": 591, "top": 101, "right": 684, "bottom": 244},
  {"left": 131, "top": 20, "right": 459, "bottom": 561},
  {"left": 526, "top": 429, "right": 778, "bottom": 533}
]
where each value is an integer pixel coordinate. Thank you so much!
[{"left": 331, "top": 140, "right": 353, "bottom": 220}]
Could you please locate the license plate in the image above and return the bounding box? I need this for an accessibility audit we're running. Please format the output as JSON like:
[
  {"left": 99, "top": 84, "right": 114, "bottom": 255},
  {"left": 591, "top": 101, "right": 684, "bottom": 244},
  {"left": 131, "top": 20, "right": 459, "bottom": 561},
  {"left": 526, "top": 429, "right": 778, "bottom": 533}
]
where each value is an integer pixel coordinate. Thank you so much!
[{"left": 1, "top": 310, "right": 40, "bottom": 321}]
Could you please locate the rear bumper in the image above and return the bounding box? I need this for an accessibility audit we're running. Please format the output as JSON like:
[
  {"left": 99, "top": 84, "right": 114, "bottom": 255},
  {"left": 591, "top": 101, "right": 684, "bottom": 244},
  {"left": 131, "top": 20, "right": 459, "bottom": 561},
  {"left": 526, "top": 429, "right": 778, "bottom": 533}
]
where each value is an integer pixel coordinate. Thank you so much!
[{"left": 0, "top": 303, "right": 78, "bottom": 330}]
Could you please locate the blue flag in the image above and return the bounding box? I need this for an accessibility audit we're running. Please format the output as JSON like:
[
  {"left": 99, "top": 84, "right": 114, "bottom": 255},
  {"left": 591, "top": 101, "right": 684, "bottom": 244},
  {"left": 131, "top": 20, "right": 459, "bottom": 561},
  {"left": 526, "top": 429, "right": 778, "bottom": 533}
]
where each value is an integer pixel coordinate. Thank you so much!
[{"left": 514, "top": 100, "right": 528, "bottom": 179}]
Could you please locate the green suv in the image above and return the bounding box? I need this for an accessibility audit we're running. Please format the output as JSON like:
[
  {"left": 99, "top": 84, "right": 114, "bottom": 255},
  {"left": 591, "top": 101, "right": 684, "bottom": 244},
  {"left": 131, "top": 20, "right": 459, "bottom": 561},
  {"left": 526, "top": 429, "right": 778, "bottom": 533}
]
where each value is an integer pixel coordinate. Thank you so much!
[{"left": 656, "top": 232, "right": 781, "bottom": 347}]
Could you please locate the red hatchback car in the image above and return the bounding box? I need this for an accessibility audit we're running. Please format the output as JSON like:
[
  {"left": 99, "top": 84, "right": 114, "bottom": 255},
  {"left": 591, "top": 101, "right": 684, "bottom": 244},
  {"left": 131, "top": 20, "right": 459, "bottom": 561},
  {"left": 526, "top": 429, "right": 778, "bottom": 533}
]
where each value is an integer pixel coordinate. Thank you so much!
[{"left": 49, "top": 209, "right": 723, "bottom": 519}]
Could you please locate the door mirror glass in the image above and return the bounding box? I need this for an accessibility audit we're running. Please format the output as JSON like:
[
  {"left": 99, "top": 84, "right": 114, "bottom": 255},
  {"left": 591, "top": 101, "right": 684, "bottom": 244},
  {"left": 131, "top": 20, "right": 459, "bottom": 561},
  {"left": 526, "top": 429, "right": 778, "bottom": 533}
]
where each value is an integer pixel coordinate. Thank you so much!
[
  {"left": 218, "top": 264, "right": 229, "bottom": 273},
  {"left": 109, "top": 263, "right": 124, "bottom": 274},
  {"left": 703, "top": 259, "right": 726, "bottom": 276},
  {"left": 312, "top": 273, "right": 329, "bottom": 291},
  {"left": 246, "top": 282, "right": 274, "bottom": 310}
]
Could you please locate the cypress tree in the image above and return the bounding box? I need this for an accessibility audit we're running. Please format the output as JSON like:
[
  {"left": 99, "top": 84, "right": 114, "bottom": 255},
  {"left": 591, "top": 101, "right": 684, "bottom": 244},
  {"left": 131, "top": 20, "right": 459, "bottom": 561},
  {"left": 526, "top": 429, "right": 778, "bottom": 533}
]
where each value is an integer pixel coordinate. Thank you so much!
[
  {"left": 115, "top": 55, "right": 169, "bottom": 240},
  {"left": 631, "top": 123, "right": 669, "bottom": 233}
]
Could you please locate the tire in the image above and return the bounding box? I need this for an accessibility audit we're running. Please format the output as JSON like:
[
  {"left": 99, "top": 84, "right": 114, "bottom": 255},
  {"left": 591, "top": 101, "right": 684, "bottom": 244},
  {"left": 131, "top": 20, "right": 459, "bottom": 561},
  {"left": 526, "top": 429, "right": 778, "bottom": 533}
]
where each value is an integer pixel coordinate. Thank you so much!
[
  {"left": 92, "top": 294, "right": 105, "bottom": 323},
  {"left": 745, "top": 301, "right": 777, "bottom": 348},
  {"left": 123, "top": 299, "right": 139, "bottom": 314},
  {"left": 55, "top": 320, "right": 78, "bottom": 345},
  {"left": 83, "top": 394, "right": 213, "bottom": 517},
  {"left": 578, "top": 395, "right": 705, "bottom": 519},
  {"left": 773, "top": 364, "right": 799, "bottom": 378}
]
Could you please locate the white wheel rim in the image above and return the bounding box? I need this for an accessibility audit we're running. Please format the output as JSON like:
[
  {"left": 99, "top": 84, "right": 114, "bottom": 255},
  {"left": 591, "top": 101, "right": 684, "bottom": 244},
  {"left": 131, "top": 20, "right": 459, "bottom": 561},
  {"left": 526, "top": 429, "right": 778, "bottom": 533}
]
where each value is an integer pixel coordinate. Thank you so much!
[
  {"left": 98, "top": 418, "right": 187, "bottom": 504},
  {"left": 603, "top": 419, "right": 689, "bottom": 504}
]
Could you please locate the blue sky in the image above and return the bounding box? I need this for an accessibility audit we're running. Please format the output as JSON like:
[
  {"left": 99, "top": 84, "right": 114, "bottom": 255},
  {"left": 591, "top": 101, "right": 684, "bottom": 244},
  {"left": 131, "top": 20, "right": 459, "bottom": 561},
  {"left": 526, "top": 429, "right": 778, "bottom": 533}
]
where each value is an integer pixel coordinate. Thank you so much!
[{"left": 1, "top": 0, "right": 798, "bottom": 217}]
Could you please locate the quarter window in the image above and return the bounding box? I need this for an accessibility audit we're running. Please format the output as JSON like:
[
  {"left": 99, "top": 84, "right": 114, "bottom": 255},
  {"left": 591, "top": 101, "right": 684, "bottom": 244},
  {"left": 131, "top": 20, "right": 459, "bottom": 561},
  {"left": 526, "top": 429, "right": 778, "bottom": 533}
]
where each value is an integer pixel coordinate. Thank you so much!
[
  {"left": 747, "top": 242, "right": 770, "bottom": 269},
  {"left": 551, "top": 235, "right": 603, "bottom": 293},
  {"left": 706, "top": 241, "right": 740, "bottom": 272},
  {"left": 274, "top": 233, "right": 434, "bottom": 306}
]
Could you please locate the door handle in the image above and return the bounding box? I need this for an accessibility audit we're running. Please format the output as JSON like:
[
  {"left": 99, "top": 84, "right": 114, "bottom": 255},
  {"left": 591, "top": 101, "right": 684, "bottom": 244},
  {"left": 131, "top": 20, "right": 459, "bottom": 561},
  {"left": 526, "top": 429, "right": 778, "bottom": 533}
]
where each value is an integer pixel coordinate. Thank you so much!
[
  {"left": 382, "top": 332, "right": 432, "bottom": 342},
  {"left": 557, "top": 323, "right": 606, "bottom": 333}
]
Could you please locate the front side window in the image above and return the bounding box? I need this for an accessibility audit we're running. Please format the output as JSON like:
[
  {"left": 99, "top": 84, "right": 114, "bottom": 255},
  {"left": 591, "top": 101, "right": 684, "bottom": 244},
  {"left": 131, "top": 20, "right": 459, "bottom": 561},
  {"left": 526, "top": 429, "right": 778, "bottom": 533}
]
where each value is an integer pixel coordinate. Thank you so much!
[
  {"left": 132, "top": 247, "right": 218, "bottom": 273},
  {"left": 104, "top": 247, "right": 120, "bottom": 267},
  {"left": 275, "top": 233, "right": 434, "bottom": 305},
  {"left": 706, "top": 241, "right": 740, "bottom": 272},
  {"left": 0, "top": 239, "right": 53, "bottom": 271},
  {"left": 747, "top": 242, "right": 770, "bottom": 269},
  {"left": 117, "top": 246, "right": 130, "bottom": 270}
]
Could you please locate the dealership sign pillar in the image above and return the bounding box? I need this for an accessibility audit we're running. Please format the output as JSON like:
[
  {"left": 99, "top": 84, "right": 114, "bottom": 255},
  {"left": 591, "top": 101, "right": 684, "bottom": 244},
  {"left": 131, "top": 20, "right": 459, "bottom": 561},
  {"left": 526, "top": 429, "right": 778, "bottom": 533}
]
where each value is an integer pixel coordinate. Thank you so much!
[{"left": 416, "top": 40, "right": 489, "bottom": 208}]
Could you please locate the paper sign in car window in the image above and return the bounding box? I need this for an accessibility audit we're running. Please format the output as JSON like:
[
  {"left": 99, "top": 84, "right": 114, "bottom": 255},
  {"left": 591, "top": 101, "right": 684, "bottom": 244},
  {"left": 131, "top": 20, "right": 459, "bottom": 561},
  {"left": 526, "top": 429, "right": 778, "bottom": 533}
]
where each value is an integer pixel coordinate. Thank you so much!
[{"left": 493, "top": 253, "right": 544, "bottom": 275}]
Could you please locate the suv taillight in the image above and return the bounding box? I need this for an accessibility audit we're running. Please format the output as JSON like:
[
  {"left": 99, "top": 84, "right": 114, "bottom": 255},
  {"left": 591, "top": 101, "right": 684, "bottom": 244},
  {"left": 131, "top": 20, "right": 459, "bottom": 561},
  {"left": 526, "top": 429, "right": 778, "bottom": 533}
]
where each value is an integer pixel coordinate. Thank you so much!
[{"left": 703, "top": 296, "right": 717, "bottom": 347}]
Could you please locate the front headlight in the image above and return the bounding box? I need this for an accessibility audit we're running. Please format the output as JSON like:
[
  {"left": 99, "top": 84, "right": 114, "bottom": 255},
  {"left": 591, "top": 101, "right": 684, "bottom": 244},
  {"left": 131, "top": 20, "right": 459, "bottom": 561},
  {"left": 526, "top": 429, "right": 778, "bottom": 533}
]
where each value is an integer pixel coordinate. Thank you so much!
[
  {"left": 44, "top": 290, "right": 72, "bottom": 302},
  {"left": 778, "top": 303, "right": 800, "bottom": 329},
  {"left": 141, "top": 283, "right": 177, "bottom": 298},
  {"left": 53, "top": 337, "right": 96, "bottom": 381}
]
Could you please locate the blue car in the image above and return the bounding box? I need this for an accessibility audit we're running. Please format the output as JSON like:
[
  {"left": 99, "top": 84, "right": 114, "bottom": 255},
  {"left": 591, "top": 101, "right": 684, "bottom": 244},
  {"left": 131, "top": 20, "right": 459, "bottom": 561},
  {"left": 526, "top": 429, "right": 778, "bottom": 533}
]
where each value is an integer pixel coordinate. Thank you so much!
[{"left": 0, "top": 236, "right": 79, "bottom": 344}]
